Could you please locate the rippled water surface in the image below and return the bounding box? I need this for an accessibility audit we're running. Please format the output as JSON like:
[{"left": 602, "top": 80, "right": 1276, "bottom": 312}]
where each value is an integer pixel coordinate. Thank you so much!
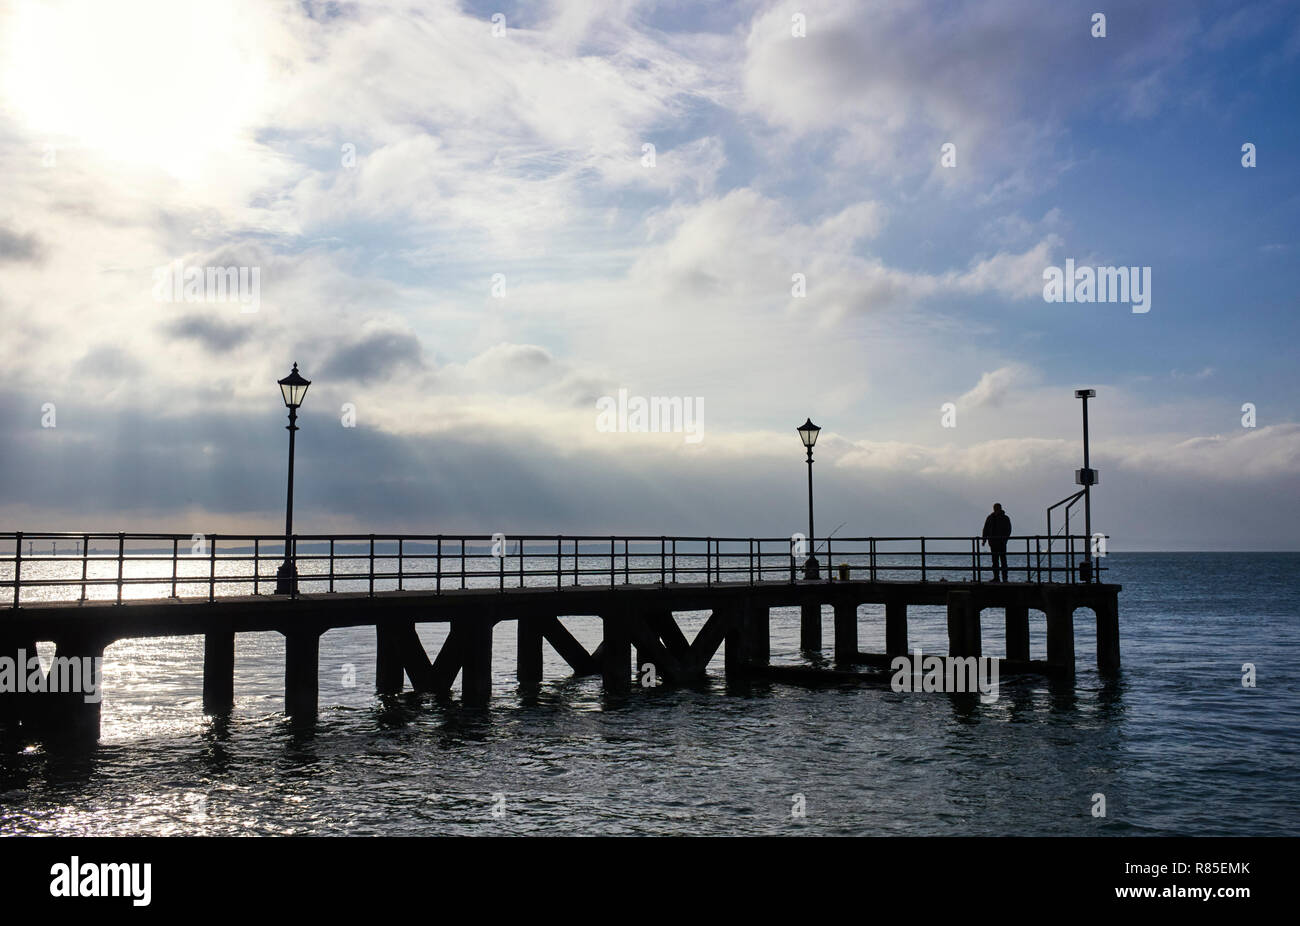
[{"left": 1, "top": 553, "right": 1297, "bottom": 835}]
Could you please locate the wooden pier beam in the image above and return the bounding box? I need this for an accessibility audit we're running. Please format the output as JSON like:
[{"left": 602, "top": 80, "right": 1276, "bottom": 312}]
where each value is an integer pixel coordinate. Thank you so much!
[
  {"left": 1095, "top": 594, "right": 1121, "bottom": 675},
  {"left": 539, "top": 617, "right": 599, "bottom": 676},
  {"left": 423, "top": 627, "right": 464, "bottom": 693},
  {"left": 833, "top": 602, "right": 858, "bottom": 665},
  {"left": 374, "top": 623, "right": 405, "bottom": 695},
  {"left": 284, "top": 627, "right": 323, "bottom": 717},
  {"left": 649, "top": 611, "right": 691, "bottom": 661},
  {"left": 1005, "top": 604, "right": 1030, "bottom": 663},
  {"left": 682, "top": 609, "right": 728, "bottom": 680},
  {"left": 517, "top": 616, "right": 544, "bottom": 687},
  {"left": 945, "top": 591, "right": 980, "bottom": 658},
  {"left": 601, "top": 612, "right": 632, "bottom": 690},
  {"left": 203, "top": 630, "right": 236, "bottom": 713},
  {"left": 885, "top": 601, "right": 908, "bottom": 655},
  {"left": 800, "top": 603, "right": 821, "bottom": 651},
  {"left": 627, "top": 613, "right": 680, "bottom": 686},
  {"left": 459, "top": 618, "right": 494, "bottom": 707},
  {"left": 1045, "top": 594, "right": 1075, "bottom": 676}
]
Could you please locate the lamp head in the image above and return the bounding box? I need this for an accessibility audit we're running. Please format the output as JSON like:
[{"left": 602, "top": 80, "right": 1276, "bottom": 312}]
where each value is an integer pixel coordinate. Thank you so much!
[
  {"left": 278, "top": 362, "right": 311, "bottom": 409},
  {"left": 797, "top": 418, "right": 821, "bottom": 449}
]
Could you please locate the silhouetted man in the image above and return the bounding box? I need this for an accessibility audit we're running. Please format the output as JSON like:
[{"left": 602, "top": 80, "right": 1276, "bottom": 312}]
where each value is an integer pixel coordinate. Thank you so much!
[{"left": 981, "top": 503, "right": 1012, "bottom": 582}]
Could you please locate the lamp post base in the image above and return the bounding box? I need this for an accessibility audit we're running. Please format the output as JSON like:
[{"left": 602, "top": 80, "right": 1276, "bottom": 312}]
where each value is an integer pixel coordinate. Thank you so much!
[{"left": 274, "top": 562, "right": 298, "bottom": 596}]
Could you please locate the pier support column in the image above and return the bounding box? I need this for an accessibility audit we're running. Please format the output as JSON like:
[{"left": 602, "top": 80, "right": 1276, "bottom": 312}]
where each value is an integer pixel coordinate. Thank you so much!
[
  {"left": 0, "top": 637, "right": 40, "bottom": 732},
  {"left": 203, "top": 630, "right": 236, "bottom": 713},
  {"left": 1045, "top": 595, "right": 1075, "bottom": 675},
  {"left": 375, "top": 624, "right": 405, "bottom": 695},
  {"left": 833, "top": 602, "right": 858, "bottom": 665},
  {"left": 284, "top": 628, "right": 323, "bottom": 717},
  {"left": 633, "top": 640, "right": 658, "bottom": 687},
  {"left": 517, "top": 617, "right": 544, "bottom": 687},
  {"left": 1096, "top": 595, "right": 1120, "bottom": 675},
  {"left": 1005, "top": 604, "right": 1030, "bottom": 663},
  {"left": 800, "top": 603, "right": 821, "bottom": 651},
  {"left": 745, "top": 603, "right": 770, "bottom": 667},
  {"left": 601, "top": 613, "right": 631, "bottom": 691},
  {"left": 459, "top": 619, "right": 494, "bottom": 707},
  {"left": 42, "top": 636, "right": 107, "bottom": 741},
  {"left": 724, "top": 605, "right": 751, "bottom": 680},
  {"left": 946, "top": 591, "right": 980, "bottom": 658},
  {"left": 885, "top": 601, "right": 908, "bottom": 655}
]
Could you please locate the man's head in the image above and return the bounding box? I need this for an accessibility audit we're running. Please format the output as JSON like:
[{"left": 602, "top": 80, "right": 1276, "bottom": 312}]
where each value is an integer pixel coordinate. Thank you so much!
[{"left": 993, "top": 503, "right": 1003, "bottom": 513}]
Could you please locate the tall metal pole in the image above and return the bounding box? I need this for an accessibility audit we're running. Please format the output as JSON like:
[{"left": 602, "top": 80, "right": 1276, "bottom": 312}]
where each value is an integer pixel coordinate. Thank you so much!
[
  {"left": 277, "top": 405, "right": 298, "bottom": 594},
  {"left": 1081, "top": 393, "right": 1092, "bottom": 581},
  {"left": 806, "top": 445, "right": 816, "bottom": 571}
]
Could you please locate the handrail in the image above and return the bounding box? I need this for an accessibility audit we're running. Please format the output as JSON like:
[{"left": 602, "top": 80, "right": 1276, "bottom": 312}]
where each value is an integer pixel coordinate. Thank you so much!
[
  {"left": 0, "top": 531, "right": 1106, "bottom": 606},
  {"left": 1044, "top": 489, "right": 1088, "bottom": 581}
]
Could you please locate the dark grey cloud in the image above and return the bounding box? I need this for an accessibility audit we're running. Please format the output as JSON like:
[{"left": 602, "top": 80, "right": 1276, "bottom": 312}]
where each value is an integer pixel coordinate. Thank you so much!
[
  {"left": 161, "top": 315, "right": 254, "bottom": 353},
  {"left": 319, "top": 328, "right": 423, "bottom": 383},
  {"left": 0, "top": 225, "right": 43, "bottom": 263}
]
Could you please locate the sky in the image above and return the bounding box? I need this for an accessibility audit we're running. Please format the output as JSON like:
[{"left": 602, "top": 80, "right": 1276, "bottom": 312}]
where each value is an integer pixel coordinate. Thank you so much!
[{"left": 0, "top": 0, "right": 1297, "bottom": 550}]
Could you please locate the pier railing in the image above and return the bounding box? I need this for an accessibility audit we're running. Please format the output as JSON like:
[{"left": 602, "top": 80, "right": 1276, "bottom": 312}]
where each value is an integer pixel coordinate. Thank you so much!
[{"left": 0, "top": 532, "right": 1105, "bottom": 606}]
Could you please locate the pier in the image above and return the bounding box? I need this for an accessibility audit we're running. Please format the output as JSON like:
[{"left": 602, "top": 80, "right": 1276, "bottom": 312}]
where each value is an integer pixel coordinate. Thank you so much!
[{"left": 0, "top": 531, "right": 1119, "bottom": 739}]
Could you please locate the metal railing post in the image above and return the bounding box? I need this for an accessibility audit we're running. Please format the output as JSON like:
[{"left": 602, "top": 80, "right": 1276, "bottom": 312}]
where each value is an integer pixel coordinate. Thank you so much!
[
  {"left": 398, "top": 538, "right": 404, "bottom": 591},
  {"left": 369, "top": 534, "right": 375, "bottom": 597},
  {"left": 329, "top": 538, "right": 335, "bottom": 593},
  {"left": 81, "top": 533, "right": 90, "bottom": 601},
  {"left": 557, "top": 536, "right": 562, "bottom": 589},
  {"left": 609, "top": 536, "right": 615, "bottom": 587},
  {"left": 254, "top": 538, "right": 260, "bottom": 595},
  {"left": 209, "top": 534, "right": 217, "bottom": 602},
  {"left": 920, "top": 537, "right": 927, "bottom": 583},
  {"left": 706, "top": 538, "right": 712, "bottom": 588},
  {"left": 661, "top": 537, "right": 666, "bottom": 586},
  {"left": 116, "top": 532, "right": 125, "bottom": 604},
  {"left": 870, "top": 538, "right": 877, "bottom": 582},
  {"left": 12, "top": 531, "right": 22, "bottom": 609}
]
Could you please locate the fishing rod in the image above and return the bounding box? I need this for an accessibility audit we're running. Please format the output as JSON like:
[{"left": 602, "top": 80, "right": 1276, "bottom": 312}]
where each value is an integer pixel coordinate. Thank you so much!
[{"left": 813, "top": 521, "right": 847, "bottom": 553}]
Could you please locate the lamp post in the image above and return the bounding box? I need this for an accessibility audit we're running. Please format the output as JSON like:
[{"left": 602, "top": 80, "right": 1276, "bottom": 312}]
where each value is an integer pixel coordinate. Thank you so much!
[
  {"left": 275, "top": 363, "right": 311, "bottom": 595},
  {"left": 1074, "top": 389, "right": 1098, "bottom": 583},
  {"left": 797, "top": 418, "right": 821, "bottom": 579}
]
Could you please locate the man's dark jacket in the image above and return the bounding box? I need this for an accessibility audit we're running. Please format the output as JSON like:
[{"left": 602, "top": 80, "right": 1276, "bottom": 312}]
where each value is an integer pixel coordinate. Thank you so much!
[{"left": 982, "top": 511, "right": 1012, "bottom": 546}]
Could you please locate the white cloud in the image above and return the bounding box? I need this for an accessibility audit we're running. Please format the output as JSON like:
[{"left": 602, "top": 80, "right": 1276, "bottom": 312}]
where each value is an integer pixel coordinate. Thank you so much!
[{"left": 959, "top": 365, "right": 1036, "bottom": 409}]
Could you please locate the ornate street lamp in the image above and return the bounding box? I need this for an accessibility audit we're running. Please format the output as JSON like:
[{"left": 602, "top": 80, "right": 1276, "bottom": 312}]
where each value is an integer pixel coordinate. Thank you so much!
[
  {"left": 275, "top": 363, "right": 310, "bottom": 595},
  {"left": 797, "top": 418, "right": 821, "bottom": 579}
]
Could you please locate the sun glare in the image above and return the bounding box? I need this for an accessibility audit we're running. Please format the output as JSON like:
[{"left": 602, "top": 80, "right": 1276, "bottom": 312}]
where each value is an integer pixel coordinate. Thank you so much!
[{"left": 1, "top": 0, "right": 269, "bottom": 179}]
